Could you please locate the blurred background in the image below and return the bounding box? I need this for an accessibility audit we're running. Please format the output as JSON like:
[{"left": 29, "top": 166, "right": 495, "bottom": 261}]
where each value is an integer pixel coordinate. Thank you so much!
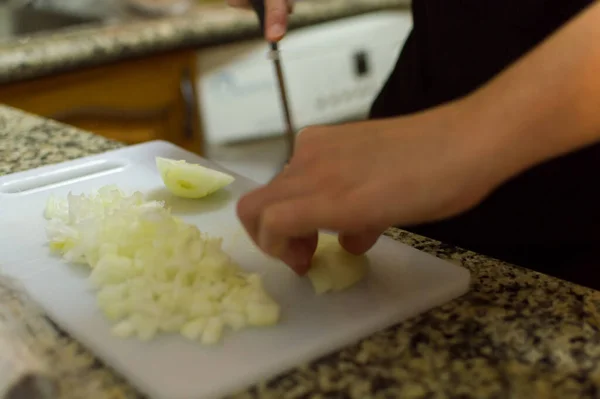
[{"left": 0, "top": 0, "right": 412, "bottom": 182}]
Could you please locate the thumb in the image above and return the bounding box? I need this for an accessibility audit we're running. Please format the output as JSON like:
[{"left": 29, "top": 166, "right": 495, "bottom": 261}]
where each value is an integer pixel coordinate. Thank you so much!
[{"left": 265, "top": 0, "right": 289, "bottom": 41}]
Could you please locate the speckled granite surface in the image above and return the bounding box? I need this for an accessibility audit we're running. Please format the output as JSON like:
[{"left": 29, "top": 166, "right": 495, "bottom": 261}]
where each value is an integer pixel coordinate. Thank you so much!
[
  {"left": 0, "top": 0, "right": 408, "bottom": 84},
  {"left": 2, "top": 104, "right": 600, "bottom": 398}
]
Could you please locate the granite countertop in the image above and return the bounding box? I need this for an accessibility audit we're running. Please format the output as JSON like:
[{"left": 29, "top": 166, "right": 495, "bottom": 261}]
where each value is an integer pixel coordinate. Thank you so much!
[
  {"left": 2, "top": 103, "right": 600, "bottom": 399},
  {"left": 0, "top": 0, "right": 409, "bottom": 84}
]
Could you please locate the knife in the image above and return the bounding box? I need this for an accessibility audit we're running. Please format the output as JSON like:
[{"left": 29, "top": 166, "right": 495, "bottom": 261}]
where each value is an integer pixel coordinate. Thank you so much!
[{"left": 249, "top": 0, "right": 296, "bottom": 160}]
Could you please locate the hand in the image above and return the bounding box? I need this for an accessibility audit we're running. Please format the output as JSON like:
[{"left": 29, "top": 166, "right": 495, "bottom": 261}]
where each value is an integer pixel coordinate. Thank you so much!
[
  {"left": 237, "top": 101, "right": 509, "bottom": 275},
  {"left": 227, "top": 0, "right": 294, "bottom": 42}
]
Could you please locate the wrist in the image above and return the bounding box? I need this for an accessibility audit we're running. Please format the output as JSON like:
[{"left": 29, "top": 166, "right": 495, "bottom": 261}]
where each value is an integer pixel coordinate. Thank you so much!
[
  {"left": 456, "top": 88, "right": 564, "bottom": 191},
  {"left": 442, "top": 98, "right": 521, "bottom": 195}
]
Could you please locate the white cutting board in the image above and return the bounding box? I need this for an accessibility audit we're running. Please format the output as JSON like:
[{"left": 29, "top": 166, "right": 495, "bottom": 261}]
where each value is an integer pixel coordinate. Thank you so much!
[{"left": 0, "top": 140, "right": 470, "bottom": 399}]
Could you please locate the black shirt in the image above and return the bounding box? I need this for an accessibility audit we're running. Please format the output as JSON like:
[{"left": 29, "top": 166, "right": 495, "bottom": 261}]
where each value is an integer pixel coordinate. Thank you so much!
[{"left": 369, "top": 0, "right": 600, "bottom": 288}]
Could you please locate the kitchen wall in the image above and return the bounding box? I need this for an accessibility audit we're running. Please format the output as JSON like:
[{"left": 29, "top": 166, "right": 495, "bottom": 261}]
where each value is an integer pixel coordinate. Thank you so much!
[
  {"left": 0, "top": 6, "right": 12, "bottom": 36},
  {"left": 199, "top": 8, "right": 414, "bottom": 182}
]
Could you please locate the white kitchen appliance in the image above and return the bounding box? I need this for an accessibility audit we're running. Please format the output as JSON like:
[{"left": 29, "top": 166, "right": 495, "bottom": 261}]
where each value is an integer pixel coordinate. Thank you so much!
[
  {"left": 0, "top": 141, "right": 469, "bottom": 399},
  {"left": 197, "top": 10, "right": 413, "bottom": 144}
]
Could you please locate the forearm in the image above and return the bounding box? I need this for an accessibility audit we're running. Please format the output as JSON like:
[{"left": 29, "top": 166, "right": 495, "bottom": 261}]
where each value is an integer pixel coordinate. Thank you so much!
[{"left": 463, "top": 1, "right": 600, "bottom": 184}]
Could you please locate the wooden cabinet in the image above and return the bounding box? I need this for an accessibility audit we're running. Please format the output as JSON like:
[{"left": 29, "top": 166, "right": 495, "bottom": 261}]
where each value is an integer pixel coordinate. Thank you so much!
[{"left": 0, "top": 49, "right": 204, "bottom": 155}]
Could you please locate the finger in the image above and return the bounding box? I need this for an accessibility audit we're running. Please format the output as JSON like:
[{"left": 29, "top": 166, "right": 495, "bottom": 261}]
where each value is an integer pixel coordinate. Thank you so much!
[
  {"left": 256, "top": 194, "right": 341, "bottom": 270},
  {"left": 264, "top": 234, "right": 317, "bottom": 275},
  {"left": 258, "top": 190, "right": 389, "bottom": 246},
  {"left": 339, "top": 229, "right": 383, "bottom": 255},
  {"left": 258, "top": 194, "right": 355, "bottom": 249},
  {"left": 236, "top": 173, "right": 313, "bottom": 246},
  {"left": 237, "top": 172, "right": 290, "bottom": 240},
  {"left": 265, "top": 0, "right": 288, "bottom": 41},
  {"left": 248, "top": 186, "right": 316, "bottom": 274},
  {"left": 237, "top": 175, "right": 293, "bottom": 240},
  {"left": 238, "top": 174, "right": 317, "bottom": 274}
]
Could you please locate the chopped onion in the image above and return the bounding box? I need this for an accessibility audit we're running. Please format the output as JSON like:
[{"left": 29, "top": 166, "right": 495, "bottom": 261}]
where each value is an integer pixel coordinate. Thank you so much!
[{"left": 44, "top": 185, "right": 280, "bottom": 344}]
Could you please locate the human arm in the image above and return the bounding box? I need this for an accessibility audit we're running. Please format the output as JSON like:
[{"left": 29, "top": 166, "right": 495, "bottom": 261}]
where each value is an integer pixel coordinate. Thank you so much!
[
  {"left": 236, "top": 1, "right": 600, "bottom": 274},
  {"left": 461, "top": 1, "right": 600, "bottom": 180},
  {"left": 226, "top": 0, "right": 293, "bottom": 41}
]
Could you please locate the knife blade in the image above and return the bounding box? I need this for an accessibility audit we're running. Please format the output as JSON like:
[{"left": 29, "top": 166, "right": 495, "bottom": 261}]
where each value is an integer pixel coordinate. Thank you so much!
[{"left": 249, "top": 0, "right": 296, "bottom": 160}]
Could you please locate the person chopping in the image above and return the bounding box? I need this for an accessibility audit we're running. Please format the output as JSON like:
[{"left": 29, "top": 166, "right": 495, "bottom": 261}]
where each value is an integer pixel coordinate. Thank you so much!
[{"left": 228, "top": 0, "right": 600, "bottom": 289}]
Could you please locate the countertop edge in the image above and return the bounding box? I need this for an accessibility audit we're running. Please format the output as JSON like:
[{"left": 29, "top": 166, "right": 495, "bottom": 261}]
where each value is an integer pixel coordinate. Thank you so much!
[
  {"left": 3, "top": 103, "right": 600, "bottom": 399},
  {"left": 0, "top": 0, "right": 410, "bottom": 84}
]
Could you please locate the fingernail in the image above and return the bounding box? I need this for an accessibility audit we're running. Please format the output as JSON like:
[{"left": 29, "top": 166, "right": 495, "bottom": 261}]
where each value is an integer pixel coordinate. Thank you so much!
[
  {"left": 284, "top": 255, "right": 309, "bottom": 275},
  {"left": 269, "top": 23, "right": 285, "bottom": 40},
  {"left": 284, "top": 245, "right": 312, "bottom": 276}
]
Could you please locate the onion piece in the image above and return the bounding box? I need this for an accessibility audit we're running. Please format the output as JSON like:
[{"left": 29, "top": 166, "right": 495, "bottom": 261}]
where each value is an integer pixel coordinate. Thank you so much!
[
  {"left": 306, "top": 233, "right": 369, "bottom": 295},
  {"left": 156, "top": 157, "right": 234, "bottom": 199}
]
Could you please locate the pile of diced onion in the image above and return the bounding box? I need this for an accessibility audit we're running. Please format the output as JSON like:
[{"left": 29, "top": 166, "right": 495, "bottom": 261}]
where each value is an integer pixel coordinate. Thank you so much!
[{"left": 44, "top": 185, "right": 280, "bottom": 344}]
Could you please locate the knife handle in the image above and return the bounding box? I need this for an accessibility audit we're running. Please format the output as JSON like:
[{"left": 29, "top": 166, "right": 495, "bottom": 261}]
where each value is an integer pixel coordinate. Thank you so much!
[
  {"left": 249, "top": 0, "right": 267, "bottom": 35},
  {"left": 249, "top": 0, "right": 279, "bottom": 51}
]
